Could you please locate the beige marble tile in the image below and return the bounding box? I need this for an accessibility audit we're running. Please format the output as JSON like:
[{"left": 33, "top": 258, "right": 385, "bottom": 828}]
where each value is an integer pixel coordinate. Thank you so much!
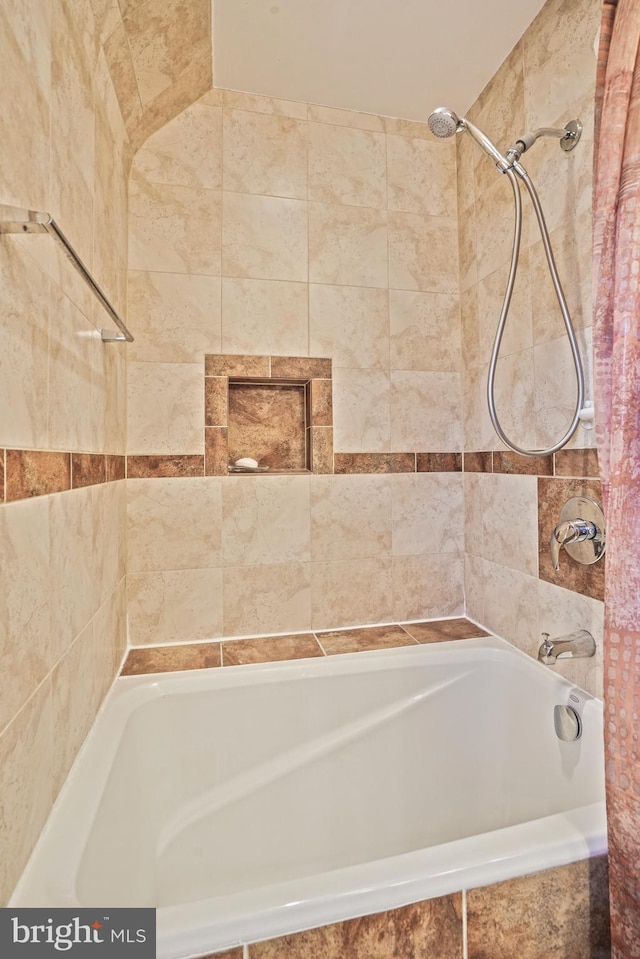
[
  {"left": 392, "top": 553, "right": 465, "bottom": 622},
  {"left": 474, "top": 174, "right": 520, "bottom": 282},
  {"left": 481, "top": 474, "right": 539, "bottom": 575},
  {"left": 391, "top": 473, "right": 464, "bottom": 556},
  {"left": 537, "top": 579, "right": 604, "bottom": 697},
  {"left": 133, "top": 100, "right": 222, "bottom": 189},
  {"left": 458, "top": 201, "right": 478, "bottom": 293},
  {"left": 522, "top": 92, "right": 594, "bottom": 245},
  {"left": 465, "top": 553, "right": 485, "bottom": 625},
  {"left": 523, "top": 0, "right": 600, "bottom": 133},
  {"left": 90, "top": 0, "right": 121, "bottom": 45},
  {"left": 0, "top": 239, "right": 49, "bottom": 449},
  {"left": 309, "top": 284, "right": 389, "bottom": 370},
  {"left": 129, "top": 55, "right": 212, "bottom": 154},
  {"left": 127, "top": 477, "right": 223, "bottom": 573},
  {"left": 456, "top": 128, "right": 476, "bottom": 217},
  {"left": 222, "top": 475, "right": 311, "bottom": 566},
  {"left": 529, "top": 209, "right": 592, "bottom": 344},
  {"left": 128, "top": 568, "right": 223, "bottom": 645},
  {"left": 309, "top": 202, "right": 388, "bottom": 288},
  {"left": 222, "top": 278, "right": 308, "bottom": 356},
  {"left": 47, "top": 286, "right": 98, "bottom": 453},
  {"left": 534, "top": 327, "right": 594, "bottom": 452},
  {"left": 310, "top": 475, "right": 392, "bottom": 562},
  {"left": 127, "top": 361, "right": 204, "bottom": 455},
  {"left": 384, "top": 117, "right": 433, "bottom": 140},
  {"left": 390, "top": 371, "right": 462, "bottom": 451},
  {"left": 389, "top": 290, "right": 460, "bottom": 372},
  {"left": 50, "top": 0, "right": 95, "bottom": 263},
  {"left": 223, "top": 563, "right": 311, "bottom": 636},
  {"left": 222, "top": 192, "right": 308, "bottom": 282},
  {"left": 464, "top": 473, "right": 486, "bottom": 558},
  {"left": 470, "top": 42, "right": 526, "bottom": 200},
  {"left": 463, "top": 363, "right": 501, "bottom": 452},
  {"left": 223, "top": 109, "right": 307, "bottom": 199},
  {"left": 311, "top": 556, "right": 393, "bottom": 630},
  {"left": 460, "top": 285, "right": 481, "bottom": 370},
  {"left": 102, "top": 19, "right": 143, "bottom": 129},
  {"left": 128, "top": 270, "right": 221, "bottom": 363},
  {"left": 482, "top": 559, "right": 539, "bottom": 649},
  {"left": 123, "top": 0, "right": 211, "bottom": 107},
  {"left": 308, "top": 122, "right": 386, "bottom": 209},
  {"left": 389, "top": 212, "right": 458, "bottom": 293},
  {"left": 387, "top": 134, "right": 457, "bottom": 217},
  {"left": 92, "top": 480, "right": 127, "bottom": 606},
  {"left": 490, "top": 350, "right": 537, "bottom": 451},
  {"left": 0, "top": 0, "right": 51, "bottom": 210},
  {"left": 51, "top": 619, "right": 102, "bottom": 795},
  {"left": 93, "top": 579, "right": 128, "bottom": 701},
  {"left": 476, "top": 249, "right": 533, "bottom": 361},
  {"left": 0, "top": 498, "right": 52, "bottom": 733},
  {"left": 0, "top": 680, "right": 53, "bottom": 906},
  {"left": 128, "top": 174, "right": 221, "bottom": 274},
  {"left": 49, "top": 486, "right": 97, "bottom": 652},
  {"left": 308, "top": 104, "right": 383, "bottom": 131},
  {"left": 222, "top": 89, "right": 308, "bottom": 120},
  {"left": 331, "top": 369, "right": 390, "bottom": 453}
]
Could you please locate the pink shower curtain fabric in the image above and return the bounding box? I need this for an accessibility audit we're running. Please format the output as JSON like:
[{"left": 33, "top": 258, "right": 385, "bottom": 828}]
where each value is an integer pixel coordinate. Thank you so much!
[{"left": 593, "top": 0, "right": 640, "bottom": 954}]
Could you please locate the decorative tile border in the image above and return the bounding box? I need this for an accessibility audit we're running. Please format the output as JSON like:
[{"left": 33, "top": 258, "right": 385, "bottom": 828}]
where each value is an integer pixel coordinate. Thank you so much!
[
  {"left": 2, "top": 450, "right": 125, "bottom": 503},
  {"left": 463, "top": 449, "right": 598, "bottom": 477},
  {"left": 0, "top": 444, "right": 601, "bottom": 504},
  {"left": 120, "top": 618, "right": 490, "bottom": 676}
]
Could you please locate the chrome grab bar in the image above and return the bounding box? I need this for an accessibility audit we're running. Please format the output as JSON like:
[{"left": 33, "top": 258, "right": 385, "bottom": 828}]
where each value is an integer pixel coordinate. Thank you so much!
[{"left": 0, "top": 204, "right": 134, "bottom": 343}]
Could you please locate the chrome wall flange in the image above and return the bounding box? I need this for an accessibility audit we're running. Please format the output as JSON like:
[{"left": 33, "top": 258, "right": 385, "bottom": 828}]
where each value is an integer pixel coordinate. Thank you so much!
[{"left": 560, "top": 118, "right": 583, "bottom": 152}]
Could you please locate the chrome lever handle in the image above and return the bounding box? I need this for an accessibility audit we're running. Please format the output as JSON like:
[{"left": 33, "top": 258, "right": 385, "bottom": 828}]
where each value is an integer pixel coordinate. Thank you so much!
[{"left": 550, "top": 519, "right": 597, "bottom": 571}]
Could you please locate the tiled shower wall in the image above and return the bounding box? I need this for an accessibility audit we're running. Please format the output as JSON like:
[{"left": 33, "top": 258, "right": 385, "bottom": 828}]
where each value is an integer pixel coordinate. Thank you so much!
[
  {"left": 126, "top": 91, "right": 466, "bottom": 642},
  {"left": 0, "top": 0, "right": 130, "bottom": 904},
  {"left": 460, "top": 0, "right": 605, "bottom": 697}
]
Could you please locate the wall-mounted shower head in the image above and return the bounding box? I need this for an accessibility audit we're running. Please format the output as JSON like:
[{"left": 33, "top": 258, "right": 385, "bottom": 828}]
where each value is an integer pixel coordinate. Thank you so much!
[{"left": 427, "top": 107, "right": 461, "bottom": 138}]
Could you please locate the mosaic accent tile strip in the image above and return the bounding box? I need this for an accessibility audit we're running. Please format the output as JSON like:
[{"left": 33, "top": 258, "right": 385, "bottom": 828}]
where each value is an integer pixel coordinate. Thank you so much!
[
  {"left": 493, "top": 451, "right": 553, "bottom": 476},
  {"left": 120, "top": 618, "right": 483, "bottom": 675},
  {"left": 417, "top": 452, "right": 462, "bottom": 472},
  {"left": 71, "top": 453, "right": 107, "bottom": 488},
  {"left": 5, "top": 450, "right": 71, "bottom": 501},
  {"left": 333, "top": 453, "right": 416, "bottom": 474},
  {"left": 403, "top": 618, "right": 490, "bottom": 643},
  {"left": 463, "top": 451, "right": 493, "bottom": 473},
  {"left": 221, "top": 634, "right": 323, "bottom": 666},
  {"left": 127, "top": 454, "right": 205, "bottom": 478},
  {"left": 317, "top": 624, "right": 418, "bottom": 655}
]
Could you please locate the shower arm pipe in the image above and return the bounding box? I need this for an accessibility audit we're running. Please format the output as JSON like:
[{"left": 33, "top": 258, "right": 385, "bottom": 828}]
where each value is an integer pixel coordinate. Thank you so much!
[
  {"left": 486, "top": 163, "right": 585, "bottom": 457},
  {"left": 0, "top": 204, "right": 134, "bottom": 343}
]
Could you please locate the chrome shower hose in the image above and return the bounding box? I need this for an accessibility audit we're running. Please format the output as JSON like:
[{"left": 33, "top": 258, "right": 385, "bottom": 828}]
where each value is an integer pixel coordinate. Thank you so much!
[{"left": 487, "top": 165, "right": 585, "bottom": 457}]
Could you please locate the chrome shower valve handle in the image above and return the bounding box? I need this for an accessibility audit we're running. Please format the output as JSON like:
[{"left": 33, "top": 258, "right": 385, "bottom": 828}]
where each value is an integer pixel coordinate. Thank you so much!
[
  {"left": 549, "top": 497, "right": 606, "bottom": 571},
  {"left": 550, "top": 519, "right": 597, "bottom": 571}
]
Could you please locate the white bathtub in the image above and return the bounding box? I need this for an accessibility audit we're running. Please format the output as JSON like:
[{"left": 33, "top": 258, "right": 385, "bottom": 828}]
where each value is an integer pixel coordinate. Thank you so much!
[{"left": 11, "top": 635, "right": 606, "bottom": 959}]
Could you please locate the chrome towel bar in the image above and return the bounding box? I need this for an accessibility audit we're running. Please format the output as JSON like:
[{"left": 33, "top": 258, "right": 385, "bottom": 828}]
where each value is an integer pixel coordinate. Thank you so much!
[{"left": 0, "top": 204, "right": 133, "bottom": 343}]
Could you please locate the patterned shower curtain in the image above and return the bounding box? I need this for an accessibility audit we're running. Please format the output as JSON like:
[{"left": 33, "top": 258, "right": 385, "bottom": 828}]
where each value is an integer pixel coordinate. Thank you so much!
[{"left": 593, "top": 0, "right": 640, "bottom": 955}]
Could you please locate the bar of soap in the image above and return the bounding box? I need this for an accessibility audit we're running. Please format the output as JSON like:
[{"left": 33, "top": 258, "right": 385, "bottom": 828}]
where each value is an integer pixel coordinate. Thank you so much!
[{"left": 234, "top": 457, "right": 259, "bottom": 469}]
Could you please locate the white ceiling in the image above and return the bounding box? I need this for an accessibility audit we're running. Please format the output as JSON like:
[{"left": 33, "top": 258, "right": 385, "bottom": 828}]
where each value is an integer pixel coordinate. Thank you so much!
[{"left": 212, "top": 0, "right": 547, "bottom": 121}]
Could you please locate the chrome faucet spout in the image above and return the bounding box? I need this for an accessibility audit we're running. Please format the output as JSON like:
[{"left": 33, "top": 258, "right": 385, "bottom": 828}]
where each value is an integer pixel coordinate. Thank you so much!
[{"left": 538, "top": 629, "right": 596, "bottom": 665}]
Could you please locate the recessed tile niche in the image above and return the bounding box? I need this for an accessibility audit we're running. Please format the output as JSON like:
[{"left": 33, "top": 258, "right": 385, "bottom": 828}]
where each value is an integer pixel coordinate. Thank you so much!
[{"left": 204, "top": 354, "right": 333, "bottom": 475}]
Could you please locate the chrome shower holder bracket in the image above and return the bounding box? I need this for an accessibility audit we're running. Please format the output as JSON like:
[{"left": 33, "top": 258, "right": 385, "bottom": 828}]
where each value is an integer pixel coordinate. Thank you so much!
[{"left": 560, "top": 118, "right": 583, "bottom": 152}]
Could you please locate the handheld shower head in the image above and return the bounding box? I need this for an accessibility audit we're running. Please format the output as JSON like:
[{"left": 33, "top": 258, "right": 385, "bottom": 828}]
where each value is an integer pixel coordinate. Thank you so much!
[{"left": 428, "top": 107, "right": 461, "bottom": 138}]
